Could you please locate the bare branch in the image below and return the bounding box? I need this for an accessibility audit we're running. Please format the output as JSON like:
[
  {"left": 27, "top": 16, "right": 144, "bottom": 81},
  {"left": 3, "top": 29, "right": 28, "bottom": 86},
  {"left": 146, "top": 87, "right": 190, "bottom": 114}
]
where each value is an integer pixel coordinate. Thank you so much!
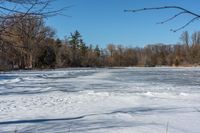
[
  {"left": 0, "top": 0, "right": 70, "bottom": 37},
  {"left": 171, "top": 17, "right": 199, "bottom": 32},
  {"left": 157, "top": 11, "right": 187, "bottom": 24},
  {"left": 124, "top": 6, "right": 200, "bottom": 31},
  {"left": 124, "top": 6, "right": 200, "bottom": 17}
]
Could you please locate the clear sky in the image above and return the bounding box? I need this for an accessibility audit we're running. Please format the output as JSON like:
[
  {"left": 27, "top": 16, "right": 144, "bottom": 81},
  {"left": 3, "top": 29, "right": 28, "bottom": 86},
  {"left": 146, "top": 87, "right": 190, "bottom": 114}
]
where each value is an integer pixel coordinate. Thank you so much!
[{"left": 46, "top": 0, "right": 200, "bottom": 48}]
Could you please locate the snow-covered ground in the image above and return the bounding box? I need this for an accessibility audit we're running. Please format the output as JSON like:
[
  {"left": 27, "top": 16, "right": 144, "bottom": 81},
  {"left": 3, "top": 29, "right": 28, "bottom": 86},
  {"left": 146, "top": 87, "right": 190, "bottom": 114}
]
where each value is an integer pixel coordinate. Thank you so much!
[{"left": 0, "top": 67, "right": 200, "bottom": 133}]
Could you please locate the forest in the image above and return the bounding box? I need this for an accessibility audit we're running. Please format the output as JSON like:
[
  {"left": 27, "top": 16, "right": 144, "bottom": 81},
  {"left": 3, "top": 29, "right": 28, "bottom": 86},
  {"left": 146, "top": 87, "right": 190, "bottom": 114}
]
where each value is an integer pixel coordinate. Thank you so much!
[
  {"left": 1, "top": 1, "right": 200, "bottom": 71},
  {"left": 0, "top": 13, "right": 200, "bottom": 71}
]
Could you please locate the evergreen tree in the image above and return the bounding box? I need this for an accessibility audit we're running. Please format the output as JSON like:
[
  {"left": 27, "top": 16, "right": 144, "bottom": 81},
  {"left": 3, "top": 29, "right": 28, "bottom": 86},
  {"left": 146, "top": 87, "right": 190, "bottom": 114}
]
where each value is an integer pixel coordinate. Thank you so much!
[{"left": 94, "top": 45, "right": 101, "bottom": 57}]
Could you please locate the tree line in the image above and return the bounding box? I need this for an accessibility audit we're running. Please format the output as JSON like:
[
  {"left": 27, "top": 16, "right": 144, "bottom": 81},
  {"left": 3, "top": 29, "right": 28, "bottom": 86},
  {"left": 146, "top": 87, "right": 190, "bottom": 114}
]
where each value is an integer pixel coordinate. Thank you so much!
[{"left": 0, "top": 15, "right": 200, "bottom": 70}]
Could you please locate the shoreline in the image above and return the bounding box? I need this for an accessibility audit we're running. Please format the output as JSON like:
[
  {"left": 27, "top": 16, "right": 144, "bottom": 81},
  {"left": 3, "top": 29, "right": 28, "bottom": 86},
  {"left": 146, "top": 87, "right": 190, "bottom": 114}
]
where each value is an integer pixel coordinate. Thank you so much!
[{"left": 1, "top": 66, "right": 200, "bottom": 72}]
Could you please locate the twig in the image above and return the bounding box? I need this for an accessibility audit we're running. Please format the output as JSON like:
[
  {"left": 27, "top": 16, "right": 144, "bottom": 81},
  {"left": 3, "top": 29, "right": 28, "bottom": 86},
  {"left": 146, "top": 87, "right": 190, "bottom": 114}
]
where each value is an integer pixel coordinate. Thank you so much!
[
  {"left": 171, "top": 17, "right": 199, "bottom": 32},
  {"left": 157, "top": 11, "right": 187, "bottom": 24}
]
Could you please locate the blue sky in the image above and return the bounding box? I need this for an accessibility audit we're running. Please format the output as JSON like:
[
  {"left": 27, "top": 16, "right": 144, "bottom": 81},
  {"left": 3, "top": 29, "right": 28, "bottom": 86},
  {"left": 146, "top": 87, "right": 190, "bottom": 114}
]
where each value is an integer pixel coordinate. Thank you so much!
[{"left": 46, "top": 0, "right": 200, "bottom": 47}]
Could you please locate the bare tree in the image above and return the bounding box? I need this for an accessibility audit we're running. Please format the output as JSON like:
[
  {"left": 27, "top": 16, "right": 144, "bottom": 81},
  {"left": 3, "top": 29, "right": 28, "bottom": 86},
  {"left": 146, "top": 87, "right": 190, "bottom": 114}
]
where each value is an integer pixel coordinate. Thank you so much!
[
  {"left": 124, "top": 6, "right": 200, "bottom": 32},
  {"left": 191, "top": 31, "right": 200, "bottom": 45},
  {"left": 0, "top": 0, "right": 68, "bottom": 69},
  {"left": 0, "top": 0, "right": 67, "bottom": 35},
  {"left": 1, "top": 14, "right": 56, "bottom": 69},
  {"left": 180, "top": 31, "right": 189, "bottom": 46}
]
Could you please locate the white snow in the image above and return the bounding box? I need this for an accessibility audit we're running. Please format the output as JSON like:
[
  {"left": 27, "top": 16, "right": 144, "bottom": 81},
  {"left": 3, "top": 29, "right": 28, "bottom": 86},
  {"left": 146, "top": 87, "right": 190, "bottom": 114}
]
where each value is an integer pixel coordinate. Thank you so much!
[{"left": 0, "top": 67, "right": 200, "bottom": 132}]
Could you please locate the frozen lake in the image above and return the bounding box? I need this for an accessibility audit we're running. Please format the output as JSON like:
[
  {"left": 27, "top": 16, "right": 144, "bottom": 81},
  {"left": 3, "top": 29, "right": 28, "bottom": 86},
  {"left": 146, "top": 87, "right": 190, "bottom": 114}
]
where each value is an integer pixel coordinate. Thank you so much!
[{"left": 0, "top": 67, "right": 200, "bottom": 133}]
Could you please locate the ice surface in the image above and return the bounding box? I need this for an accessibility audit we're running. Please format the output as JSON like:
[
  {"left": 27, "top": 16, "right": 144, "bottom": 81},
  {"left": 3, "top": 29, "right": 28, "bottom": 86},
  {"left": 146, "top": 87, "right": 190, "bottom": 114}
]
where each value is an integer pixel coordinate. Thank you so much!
[{"left": 0, "top": 67, "right": 200, "bottom": 132}]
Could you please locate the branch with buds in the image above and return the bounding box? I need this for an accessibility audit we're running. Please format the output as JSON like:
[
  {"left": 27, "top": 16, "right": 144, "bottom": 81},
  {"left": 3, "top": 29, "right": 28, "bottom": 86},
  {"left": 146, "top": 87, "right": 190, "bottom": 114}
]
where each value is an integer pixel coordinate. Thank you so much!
[{"left": 124, "top": 6, "right": 200, "bottom": 32}]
